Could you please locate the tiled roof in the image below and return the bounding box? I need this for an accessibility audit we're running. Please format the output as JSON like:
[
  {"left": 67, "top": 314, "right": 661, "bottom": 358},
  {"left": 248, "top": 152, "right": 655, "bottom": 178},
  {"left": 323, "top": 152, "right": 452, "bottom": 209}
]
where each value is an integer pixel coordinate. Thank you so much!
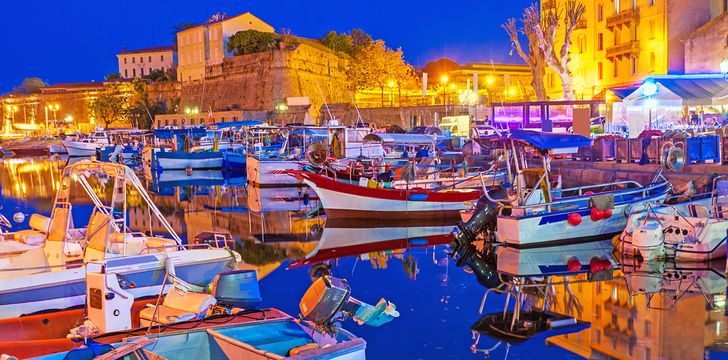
[{"left": 118, "top": 46, "right": 175, "bottom": 55}]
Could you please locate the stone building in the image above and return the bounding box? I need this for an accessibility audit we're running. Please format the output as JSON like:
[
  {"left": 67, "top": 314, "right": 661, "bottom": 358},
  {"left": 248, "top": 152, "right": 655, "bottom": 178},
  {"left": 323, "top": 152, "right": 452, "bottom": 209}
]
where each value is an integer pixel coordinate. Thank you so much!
[
  {"left": 176, "top": 12, "right": 275, "bottom": 83},
  {"left": 684, "top": 0, "right": 728, "bottom": 74},
  {"left": 117, "top": 46, "right": 176, "bottom": 79},
  {"left": 446, "top": 62, "right": 534, "bottom": 103},
  {"left": 542, "top": 0, "right": 713, "bottom": 99}
]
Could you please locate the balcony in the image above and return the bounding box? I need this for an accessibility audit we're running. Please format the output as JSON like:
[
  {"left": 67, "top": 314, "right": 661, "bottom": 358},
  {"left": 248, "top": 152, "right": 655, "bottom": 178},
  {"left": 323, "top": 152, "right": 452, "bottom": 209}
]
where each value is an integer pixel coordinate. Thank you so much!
[
  {"left": 575, "top": 19, "right": 587, "bottom": 30},
  {"left": 606, "top": 41, "right": 640, "bottom": 59},
  {"left": 542, "top": 0, "right": 557, "bottom": 11},
  {"left": 606, "top": 8, "right": 640, "bottom": 28}
]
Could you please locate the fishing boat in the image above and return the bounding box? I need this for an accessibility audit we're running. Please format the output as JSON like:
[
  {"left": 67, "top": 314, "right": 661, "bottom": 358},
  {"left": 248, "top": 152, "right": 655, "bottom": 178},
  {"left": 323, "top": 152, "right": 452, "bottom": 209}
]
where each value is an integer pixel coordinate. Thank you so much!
[
  {"left": 152, "top": 128, "right": 223, "bottom": 170},
  {"left": 615, "top": 177, "right": 728, "bottom": 262},
  {"left": 0, "top": 161, "right": 239, "bottom": 319},
  {"left": 61, "top": 130, "right": 112, "bottom": 157},
  {"left": 292, "top": 171, "right": 482, "bottom": 220},
  {"left": 290, "top": 220, "right": 453, "bottom": 269},
  {"left": 459, "top": 130, "right": 671, "bottom": 248}
]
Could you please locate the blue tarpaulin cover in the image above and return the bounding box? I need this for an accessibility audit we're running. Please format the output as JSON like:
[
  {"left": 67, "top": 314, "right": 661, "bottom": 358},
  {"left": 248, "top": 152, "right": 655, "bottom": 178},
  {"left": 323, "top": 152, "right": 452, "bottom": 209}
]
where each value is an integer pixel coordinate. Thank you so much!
[
  {"left": 153, "top": 128, "right": 207, "bottom": 139},
  {"left": 211, "top": 120, "right": 264, "bottom": 129},
  {"left": 508, "top": 129, "right": 592, "bottom": 150}
]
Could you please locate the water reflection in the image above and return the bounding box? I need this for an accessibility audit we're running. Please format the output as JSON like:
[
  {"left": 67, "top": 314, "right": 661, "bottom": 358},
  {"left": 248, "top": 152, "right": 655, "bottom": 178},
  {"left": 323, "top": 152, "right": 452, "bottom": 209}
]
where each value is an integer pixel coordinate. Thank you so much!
[{"left": 1, "top": 157, "right": 727, "bottom": 359}]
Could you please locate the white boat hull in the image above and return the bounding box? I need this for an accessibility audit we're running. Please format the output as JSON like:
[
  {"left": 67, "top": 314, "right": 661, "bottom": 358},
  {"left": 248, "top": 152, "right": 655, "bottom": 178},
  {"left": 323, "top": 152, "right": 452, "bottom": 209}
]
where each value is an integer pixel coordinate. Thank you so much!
[
  {"left": 246, "top": 156, "right": 302, "bottom": 186},
  {"left": 62, "top": 140, "right": 101, "bottom": 157}
]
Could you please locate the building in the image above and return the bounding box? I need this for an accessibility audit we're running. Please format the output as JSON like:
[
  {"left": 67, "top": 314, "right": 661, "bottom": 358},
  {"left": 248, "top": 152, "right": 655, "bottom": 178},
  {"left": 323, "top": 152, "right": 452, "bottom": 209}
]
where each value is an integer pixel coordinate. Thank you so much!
[
  {"left": 446, "top": 62, "right": 534, "bottom": 104},
  {"left": 541, "top": 0, "right": 713, "bottom": 99},
  {"left": 684, "top": 0, "right": 728, "bottom": 74},
  {"left": 117, "top": 46, "right": 176, "bottom": 79},
  {"left": 176, "top": 12, "right": 275, "bottom": 83}
]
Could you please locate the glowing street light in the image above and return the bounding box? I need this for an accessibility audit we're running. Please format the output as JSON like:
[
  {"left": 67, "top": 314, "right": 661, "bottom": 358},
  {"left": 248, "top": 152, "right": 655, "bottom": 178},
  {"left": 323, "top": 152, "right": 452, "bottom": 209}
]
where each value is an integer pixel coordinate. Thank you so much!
[
  {"left": 440, "top": 74, "right": 449, "bottom": 84},
  {"left": 486, "top": 76, "right": 494, "bottom": 86},
  {"left": 275, "top": 101, "right": 289, "bottom": 113}
]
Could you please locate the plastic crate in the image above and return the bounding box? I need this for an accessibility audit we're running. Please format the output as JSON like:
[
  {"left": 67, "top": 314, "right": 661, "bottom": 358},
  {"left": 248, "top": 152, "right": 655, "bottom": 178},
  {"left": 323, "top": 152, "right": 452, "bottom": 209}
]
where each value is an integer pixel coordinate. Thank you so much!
[
  {"left": 592, "top": 138, "right": 616, "bottom": 161},
  {"left": 686, "top": 137, "right": 702, "bottom": 163},
  {"left": 701, "top": 135, "right": 719, "bottom": 163},
  {"left": 615, "top": 138, "right": 630, "bottom": 163}
]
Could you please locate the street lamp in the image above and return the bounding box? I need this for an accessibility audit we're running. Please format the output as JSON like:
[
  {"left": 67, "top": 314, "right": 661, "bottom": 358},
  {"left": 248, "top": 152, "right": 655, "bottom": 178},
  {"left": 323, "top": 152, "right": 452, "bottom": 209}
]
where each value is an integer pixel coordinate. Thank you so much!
[
  {"left": 45, "top": 104, "right": 59, "bottom": 135},
  {"left": 4, "top": 105, "right": 18, "bottom": 135}
]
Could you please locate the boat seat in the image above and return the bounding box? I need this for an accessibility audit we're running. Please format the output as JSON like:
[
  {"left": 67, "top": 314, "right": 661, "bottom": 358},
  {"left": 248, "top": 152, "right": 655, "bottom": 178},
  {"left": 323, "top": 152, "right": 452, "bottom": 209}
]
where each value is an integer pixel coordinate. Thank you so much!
[
  {"left": 13, "top": 214, "right": 50, "bottom": 245},
  {"left": 139, "top": 288, "right": 216, "bottom": 326},
  {"left": 108, "top": 232, "right": 146, "bottom": 256},
  {"left": 144, "top": 237, "right": 178, "bottom": 253}
]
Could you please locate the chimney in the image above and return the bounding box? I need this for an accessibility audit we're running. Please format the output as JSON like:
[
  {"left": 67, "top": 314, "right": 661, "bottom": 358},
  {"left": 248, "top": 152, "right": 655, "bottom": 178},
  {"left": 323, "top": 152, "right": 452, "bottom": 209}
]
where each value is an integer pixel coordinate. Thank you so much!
[{"left": 122, "top": 46, "right": 127, "bottom": 53}]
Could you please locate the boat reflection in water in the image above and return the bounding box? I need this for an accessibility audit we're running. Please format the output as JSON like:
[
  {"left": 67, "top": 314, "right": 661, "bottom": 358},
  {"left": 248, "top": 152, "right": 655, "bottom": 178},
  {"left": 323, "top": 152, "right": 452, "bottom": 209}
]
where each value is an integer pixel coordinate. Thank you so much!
[{"left": 468, "top": 240, "right": 728, "bottom": 359}]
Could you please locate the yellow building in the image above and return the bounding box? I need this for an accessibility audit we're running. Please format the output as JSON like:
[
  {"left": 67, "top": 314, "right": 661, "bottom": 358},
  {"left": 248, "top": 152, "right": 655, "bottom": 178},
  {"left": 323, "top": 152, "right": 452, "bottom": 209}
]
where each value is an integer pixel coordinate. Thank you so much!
[
  {"left": 176, "top": 12, "right": 275, "bottom": 83},
  {"left": 542, "top": 0, "right": 713, "bottom": 99}
]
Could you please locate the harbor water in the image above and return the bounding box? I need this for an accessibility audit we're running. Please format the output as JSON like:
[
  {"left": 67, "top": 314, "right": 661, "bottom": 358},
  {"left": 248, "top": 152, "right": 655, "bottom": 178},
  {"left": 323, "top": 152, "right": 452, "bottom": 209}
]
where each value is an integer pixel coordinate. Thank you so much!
[{"left": 1, "top": 157, "right": 727, "bottom": 359}]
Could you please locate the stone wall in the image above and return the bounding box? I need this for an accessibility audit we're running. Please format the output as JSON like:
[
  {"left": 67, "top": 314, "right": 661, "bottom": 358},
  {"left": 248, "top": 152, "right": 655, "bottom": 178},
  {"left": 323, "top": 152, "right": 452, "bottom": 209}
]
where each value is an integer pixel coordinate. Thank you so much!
[
  {"left": 177, "top": 40, "right": 350, "bottom": 119},
  {"left": 317, "top": 104, "right": 472, "bottom": 129},
  {"left": 685, "top": 13, "right": 728, "bottom": 74}
]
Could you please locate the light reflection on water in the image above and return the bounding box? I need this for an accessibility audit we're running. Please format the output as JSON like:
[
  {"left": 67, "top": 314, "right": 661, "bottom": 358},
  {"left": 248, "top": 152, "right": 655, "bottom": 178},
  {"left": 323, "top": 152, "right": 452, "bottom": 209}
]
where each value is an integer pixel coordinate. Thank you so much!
[{"left": 1, "top": 157, "right": 727, "bottom": 359}]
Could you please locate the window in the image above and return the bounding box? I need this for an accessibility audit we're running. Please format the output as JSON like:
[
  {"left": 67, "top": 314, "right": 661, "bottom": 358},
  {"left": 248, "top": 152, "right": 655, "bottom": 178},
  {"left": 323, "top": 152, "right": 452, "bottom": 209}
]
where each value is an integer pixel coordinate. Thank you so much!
[
  {"left": 724, "top": 0, "right": 727, "bottom": 13},
  {"left": 124, "top": 58, "right": 127, "bottom": 64},
  {"left": 649, "top": 0, "right": 655, "bottom": 5},
  {"left": 614, "top": 29, "right": 621, "bottom": 45},
  {"left": 132, "top": 57, "right": 135, "bottom": 64},
  {"left": 132, "top": 69, "right": 136, "bottom": 77},
  {"left": 595, "top": 329, "right": 601, "bottom": 344},
  {"left": 611, "top": 337, "right": 617, "bottom": 350},
  {"left": 598, "top": 33, "right": 604, "bottom": 50},
  {"left": 124, "top": 69, "right": 128, "bottom": 78},
  {"left": 645, "top": 320, "right": 652, "bottom": 337},
  {"left": 649, "top": 20, "right": 655, "bottom": 39},
  {"left": 598, "top": 4, "right": 604, "bottom": 21},
  {"left": 148, "top": 56, "right": 152, "bottom": 62},
  {"left": 141, "top": 68, "right": 144, "bottom": 76},
  {"left": 645, "top": 348, "right": 651, "bottom": 360},
  {"left": 631, "top": 0, "right": 637, "bottom": 9},
  {"left": 149, "top": 67, "right": 152, "bottom": 74},
  {"left": 631, "top": 56, "right": 637, "bottom": 75},
  {"left": 612, "top": 314, "right": 618, "bottom": 325},
  {"left": 595, "top": 304, "right": 602, "bottom": 318},
  {"left": 598, "top": 62, "right": 604, "bottom": 80},
  {"left": 161, "top": 55, "right": 164, "bottom": 62},
  {"left": 613, "top": 59, "right": 619, "bottom": 78},
  {"left": 649, "top": 52, "right": 656, "bottom": 72},
  {"left": 140, "top": 56, "right": 144, "bottom": 63},
  {"left": 614, "top": 0, "right": 620, "bottom": 14}
]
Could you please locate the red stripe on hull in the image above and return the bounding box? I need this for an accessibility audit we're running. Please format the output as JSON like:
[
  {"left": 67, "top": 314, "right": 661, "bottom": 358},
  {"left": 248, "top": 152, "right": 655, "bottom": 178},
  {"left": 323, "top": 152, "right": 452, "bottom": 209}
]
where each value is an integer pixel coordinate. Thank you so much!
[
  {"left": 289, "top": 234, "right": 452, "bottom": 269},
  {"left": 296, "top": 171, "right": 482, "bottom": 203},
  {"left": 325, "top": 209, "right": 464, "bottom": 221}
]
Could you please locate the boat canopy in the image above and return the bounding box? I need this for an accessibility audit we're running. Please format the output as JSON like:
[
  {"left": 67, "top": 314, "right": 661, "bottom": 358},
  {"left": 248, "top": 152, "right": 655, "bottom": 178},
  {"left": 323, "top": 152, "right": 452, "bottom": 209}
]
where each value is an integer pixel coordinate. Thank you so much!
[
  {"left": 211, "top": 120, "right": 265, "bottom": 129},
  {"left": 289, "top": 128, "right": 329, "bottom": 137},
  {"left": 153, "top": 128, "right": 207, "bottom": 140},
  {"left": 508, "top": 129, "right": 591, "bottom": 152},
  {"left": 363, "top": 133, "right": 438, "bottom": 145}
]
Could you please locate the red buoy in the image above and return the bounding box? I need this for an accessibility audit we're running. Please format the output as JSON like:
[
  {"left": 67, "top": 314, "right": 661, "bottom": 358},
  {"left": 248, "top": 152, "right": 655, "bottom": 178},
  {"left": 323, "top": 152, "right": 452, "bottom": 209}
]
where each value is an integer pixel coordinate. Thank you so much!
[
  {"left": 566, "top": 257, "right": 582, "bottom": 272},
  {"left": 567, "top": 213, "right": 582, "bottom": 226},
  {"left": 590, "top": 207, "right": 604, "bottom": 221},
  {"left": 603, "top": 208, "right": 613, "bottom": 219},
  {"left": 584, "top": 191, "right": 595, "bottom": 195},
  {"left": 589, "top": 257, "right": 602, "bottom": 273}
]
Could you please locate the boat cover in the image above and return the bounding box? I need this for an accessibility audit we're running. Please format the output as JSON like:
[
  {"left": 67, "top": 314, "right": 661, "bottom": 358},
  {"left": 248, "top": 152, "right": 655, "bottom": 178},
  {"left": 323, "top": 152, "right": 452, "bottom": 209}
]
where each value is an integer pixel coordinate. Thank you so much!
[
  {"left": 211, "top": 120, "right": 264, "bottom": 129},
  {"left": 154, "top": 128, "right": 207, "bottom": 140},
  {"left": 508, "top": 129, "right": 592, "bottom": 150}
]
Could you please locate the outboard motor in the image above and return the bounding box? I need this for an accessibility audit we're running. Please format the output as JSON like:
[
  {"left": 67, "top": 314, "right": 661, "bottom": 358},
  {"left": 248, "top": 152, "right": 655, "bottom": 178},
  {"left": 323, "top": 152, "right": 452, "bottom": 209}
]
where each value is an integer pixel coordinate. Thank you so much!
[
  {"left": 300, "top": 276, "right": 399, "bottom": 333},
  {"left": 631, "top": 222, "right": 666, "bottom": 260},
  {"left": 211, "top": 270, "right": 262, "bottom": 309},
  {"left": 448, "top": 190, "right": 503, "bottom": 288}
]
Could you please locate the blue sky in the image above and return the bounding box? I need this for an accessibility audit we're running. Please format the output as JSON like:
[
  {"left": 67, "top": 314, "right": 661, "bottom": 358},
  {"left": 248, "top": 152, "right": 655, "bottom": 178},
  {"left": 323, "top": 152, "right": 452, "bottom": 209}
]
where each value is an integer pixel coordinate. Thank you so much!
[{"left": 0, "top": 0, "right": 531, "bottom": 92}]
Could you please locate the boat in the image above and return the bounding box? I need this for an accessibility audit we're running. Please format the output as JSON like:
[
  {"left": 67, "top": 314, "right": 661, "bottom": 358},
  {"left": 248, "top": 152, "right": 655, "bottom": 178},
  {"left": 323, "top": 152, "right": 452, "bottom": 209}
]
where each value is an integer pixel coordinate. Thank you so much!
[
  {"left": 20, "top": 273, "right": 399, "bottom": 359},
  {"left": 0, "top": 161, "right": 239, "bottom": 319},
  {"left": 289, "top": 220, "right": 453, "bottom": 269},
  {"left": 614, "top": 177, "right": 727, "bottom": 262},
  {"left": 151, "top": 128, "right": 223, "bottom": 170},
  {"left": 61, "top": 130, "right": 111, "bottom": 157},
  {"left": 292, "top": 171, "right": 482, "bottom": 220},
  {"left": 459, "top": 130, "right": 671, "bottom": 248}
]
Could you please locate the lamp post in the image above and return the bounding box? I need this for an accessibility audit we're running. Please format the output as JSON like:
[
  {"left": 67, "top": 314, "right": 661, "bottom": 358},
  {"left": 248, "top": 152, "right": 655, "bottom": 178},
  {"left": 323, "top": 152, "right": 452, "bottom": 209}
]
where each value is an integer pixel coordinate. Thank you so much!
[
  {"left": 45, "top": 103, "right": 59, "bottom": 135},
  {"left": 5, "top": 105, "right": 18, "bottom": 135}
]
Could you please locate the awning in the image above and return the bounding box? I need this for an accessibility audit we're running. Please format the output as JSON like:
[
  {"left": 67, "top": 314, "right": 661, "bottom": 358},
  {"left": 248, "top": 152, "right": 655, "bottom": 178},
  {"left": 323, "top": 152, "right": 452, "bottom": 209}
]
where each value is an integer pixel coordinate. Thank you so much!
[
  {"left": 153, "top": 128, "right": 207, "bottom": 140},
  {"left": 363, "top": 133, "right": 438, "bottom": 145},
  {"left": 621, "top": 75, "right": 728, "bottom": 106},
  {"left": 210, "top": 120, "right": 265, "bottom": 129}
]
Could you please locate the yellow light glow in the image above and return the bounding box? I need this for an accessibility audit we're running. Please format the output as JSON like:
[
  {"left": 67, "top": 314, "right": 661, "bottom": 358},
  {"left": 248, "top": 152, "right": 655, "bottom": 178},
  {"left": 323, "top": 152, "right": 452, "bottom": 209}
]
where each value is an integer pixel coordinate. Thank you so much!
[
  {"left": 486, "top": 76, "right": 494, "bottom": 85},
  {"left": 185, "top": 107, "right": 191, "bottom": 115},
  {"left": 440, "top": 74, "right": 449, "bottom": 84},
  {"left": 508, "top": 87, "right": 517, "bottom": 96},
  {"left": 449, "top": 83, "right": 456, "bottom": 90},
  {"left": 90, "top": 116, "right": 96, "bottom": 125},
  {"left": 388, "top": 80, "right": 395, "bottom": 88}
]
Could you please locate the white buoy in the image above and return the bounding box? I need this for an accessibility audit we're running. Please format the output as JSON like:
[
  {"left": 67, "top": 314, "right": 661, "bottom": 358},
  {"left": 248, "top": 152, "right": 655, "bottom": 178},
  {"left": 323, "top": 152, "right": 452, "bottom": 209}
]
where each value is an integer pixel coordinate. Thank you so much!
[{"left": 12, "top": 212, "right": 25, "bottom": 223}]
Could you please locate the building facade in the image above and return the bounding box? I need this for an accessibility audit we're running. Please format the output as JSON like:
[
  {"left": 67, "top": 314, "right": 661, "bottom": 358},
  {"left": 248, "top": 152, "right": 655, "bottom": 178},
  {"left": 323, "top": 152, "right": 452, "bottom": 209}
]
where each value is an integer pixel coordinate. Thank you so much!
[
  {"left": 176, "top": 12, "right": 275, "bottom": 83},
  {"left": 542, "top": 0, "right": 712, "bottom": 99},
  {"left": 117, "top": 46, "right": 176, "bottom": 79},
  {"left": 684, "top": 0, "right": 728, "bottom": 74},
  {"left": 446, "top": 62, "right": 534, "bottom": 103}
]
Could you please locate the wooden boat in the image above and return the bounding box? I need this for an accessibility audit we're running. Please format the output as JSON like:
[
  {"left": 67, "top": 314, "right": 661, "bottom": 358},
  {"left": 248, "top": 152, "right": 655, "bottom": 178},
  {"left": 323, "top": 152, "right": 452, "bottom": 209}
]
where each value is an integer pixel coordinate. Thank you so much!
[{"left": 292, "top": 171, "right": 482, "bottom": 220}]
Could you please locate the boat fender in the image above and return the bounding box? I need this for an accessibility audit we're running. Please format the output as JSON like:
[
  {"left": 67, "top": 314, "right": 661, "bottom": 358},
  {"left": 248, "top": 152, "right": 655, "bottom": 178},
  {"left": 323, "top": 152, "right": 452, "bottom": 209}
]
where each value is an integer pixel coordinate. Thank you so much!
[
  {"left": 566, "top": 257, "right": 582, "bottom": 272},
  {"left": 408, "top": 237, "right": 429, "bottom": 246},
  {"left": 590, "top": 207, "right": 604, "bottom": 221},
  {"left": 567, "top": 213, "right": 582, "bottom": 226},
  {"left": 409, "top": 193, "right": 428, "bottom": 201},
  {"left": 603, "top": 208, "right": 613, "bottom": 219}
]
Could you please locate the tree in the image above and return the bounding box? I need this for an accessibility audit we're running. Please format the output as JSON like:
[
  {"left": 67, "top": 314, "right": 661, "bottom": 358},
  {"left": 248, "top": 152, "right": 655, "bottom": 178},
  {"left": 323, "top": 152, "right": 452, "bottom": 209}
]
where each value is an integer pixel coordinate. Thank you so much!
[
  {"left": 90, "top": 82, "right": 134, "bottom": 128},
  {"left": 321, "top": 31, "right": 354, "bottom": 55},
  {"left": 422, "top": 58, "right": 460, "bottom": 87},
  {"left": 143, "top": 68, "right": 175, "bottom": 83},
  {"left": 130, "top": 79, "right": 168, "bottom": 129},
  {"left": 172, "top": 22, "right": 197, "bottom": 50},
  {"left": 529, "top": 1, "right": 586, "bottom": 100},
  {"left": 350, "top": 29, "right": 373, "bottom": 52},
  {"left": 503, "top": 9, "right": 548, "bottom": 100},
  {"left": 347, "top": 40, "right": 419, "bottom": 106},
  {"left": 105, "top": 73, "right": 120, "bottom": 81},
  {"left": 12, "top": 77, "right": 46, "bottom": 94},
  {"left": 227, "top": 30, "right": 281, "bottom": 56}
]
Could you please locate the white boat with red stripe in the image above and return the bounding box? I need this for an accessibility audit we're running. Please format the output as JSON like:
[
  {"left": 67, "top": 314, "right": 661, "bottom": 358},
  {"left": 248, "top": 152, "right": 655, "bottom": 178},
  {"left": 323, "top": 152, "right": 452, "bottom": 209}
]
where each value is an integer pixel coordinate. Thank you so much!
[{"left": 291, "top": 171, "right": 482, "bottom": 220}]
